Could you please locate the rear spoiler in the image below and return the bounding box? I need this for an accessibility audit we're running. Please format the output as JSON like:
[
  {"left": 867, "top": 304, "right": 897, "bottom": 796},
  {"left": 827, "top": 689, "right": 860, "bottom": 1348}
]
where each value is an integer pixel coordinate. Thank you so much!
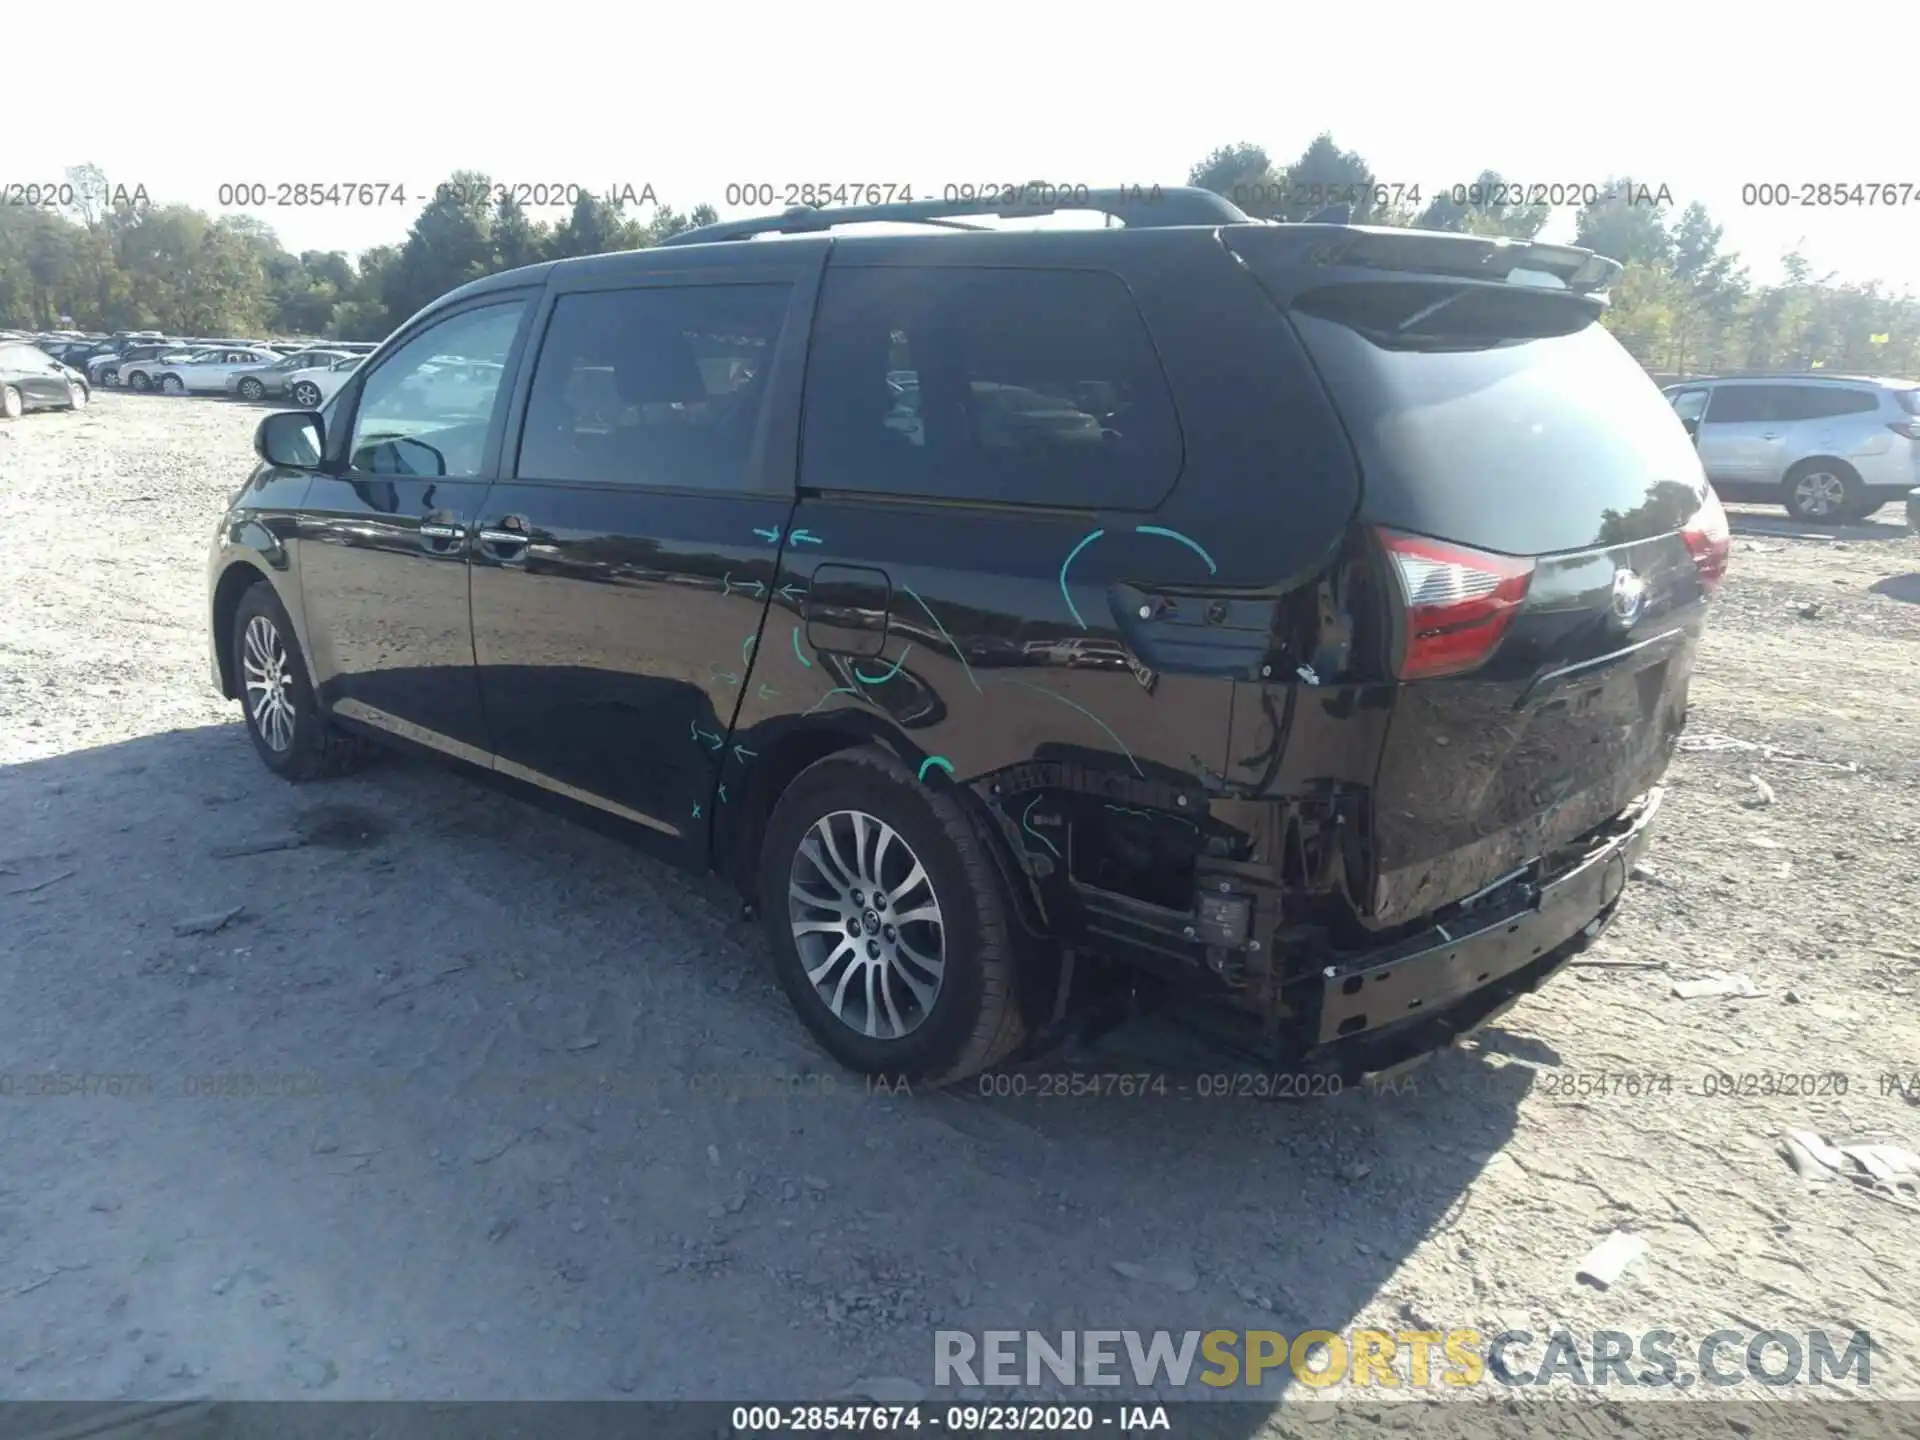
[{"left": 1224, "top": 224, "right": 1624, "bottom": 303}]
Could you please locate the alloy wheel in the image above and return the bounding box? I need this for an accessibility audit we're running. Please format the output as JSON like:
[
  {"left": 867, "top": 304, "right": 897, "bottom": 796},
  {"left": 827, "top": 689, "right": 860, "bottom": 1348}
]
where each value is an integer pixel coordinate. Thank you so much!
[
  {"left": 1793, "top": 471, "right": 1847, "bottom": 518},
  {"left": 787, "top": 809, "right": 946, "bottom": 1040},
  {"left": 241, "top": 614, "right": 296, "bottom": 753},
  {"left": 292, "top": 383, "right": 320, "bottom": 408}
]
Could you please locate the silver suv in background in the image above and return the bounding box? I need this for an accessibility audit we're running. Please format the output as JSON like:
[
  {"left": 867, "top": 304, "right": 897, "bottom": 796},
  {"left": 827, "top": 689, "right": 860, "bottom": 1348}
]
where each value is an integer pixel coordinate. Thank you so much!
[{"left": 1664, "top": 375, "right": 1920, "bottom": 522}]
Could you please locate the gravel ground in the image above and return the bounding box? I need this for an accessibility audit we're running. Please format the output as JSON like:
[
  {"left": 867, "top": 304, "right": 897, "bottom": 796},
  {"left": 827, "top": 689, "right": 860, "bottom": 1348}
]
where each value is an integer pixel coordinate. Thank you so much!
[{"left": 2, "top": 394, "right": 1918, "bottom": 1421}]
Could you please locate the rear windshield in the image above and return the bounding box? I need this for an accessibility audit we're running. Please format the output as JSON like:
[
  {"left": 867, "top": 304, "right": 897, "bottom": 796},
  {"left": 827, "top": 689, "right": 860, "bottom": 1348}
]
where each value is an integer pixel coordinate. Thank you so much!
[{"left": 1289, "top": 284, "right": 1706, "bottom": 555}]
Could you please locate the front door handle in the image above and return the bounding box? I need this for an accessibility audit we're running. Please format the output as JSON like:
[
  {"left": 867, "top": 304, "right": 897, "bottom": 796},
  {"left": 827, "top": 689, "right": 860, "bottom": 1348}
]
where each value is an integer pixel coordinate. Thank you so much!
[{"left": 1760, "top": 432, "right": 1781, "bottom": 440}]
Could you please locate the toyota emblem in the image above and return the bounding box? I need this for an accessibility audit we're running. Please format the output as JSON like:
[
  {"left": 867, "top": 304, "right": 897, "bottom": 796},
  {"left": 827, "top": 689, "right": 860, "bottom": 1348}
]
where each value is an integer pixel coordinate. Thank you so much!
[{"left": 1610, "top": 568, "right": 1647, "bottom": 627}]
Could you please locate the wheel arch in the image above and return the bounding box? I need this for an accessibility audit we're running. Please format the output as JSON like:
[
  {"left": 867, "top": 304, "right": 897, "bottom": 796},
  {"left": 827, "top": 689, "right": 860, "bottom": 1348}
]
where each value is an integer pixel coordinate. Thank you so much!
[
  {"left": 1783, "top": 454, "right": 1863, "bottom": 485},
  {"left": 715, "top": 714, "right": 1054, "bottom": 947},
  {"left": 211, "top": 557, "right": 312, "bottom": 700},
  {"left": 211, "top": 561, "right": 271, "bottom": 699}
]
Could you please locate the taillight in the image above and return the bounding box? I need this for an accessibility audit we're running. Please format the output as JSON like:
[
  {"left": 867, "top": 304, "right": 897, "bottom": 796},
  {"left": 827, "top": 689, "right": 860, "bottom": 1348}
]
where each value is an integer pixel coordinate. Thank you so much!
[
  {"left": 1682, "top": 486, "right": 1731, "bottom": 594},
  {"left": 1887, "top": 419, "right": 1920, "bottom": 441},
  {"left": 1376, "top": 527, "right": 1535, "bottom": 681}
]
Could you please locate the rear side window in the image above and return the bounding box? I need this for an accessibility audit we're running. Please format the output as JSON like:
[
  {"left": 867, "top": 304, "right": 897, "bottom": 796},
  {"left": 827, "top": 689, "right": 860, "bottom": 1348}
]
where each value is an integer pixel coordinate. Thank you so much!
[
  {"left": 801, "top": 266, "right": 1181, "bottom": 509},
  {"left": 1788, "top": 387, "right": 1879, "bottom": 419},
  {"left": 518, "top": 284, "right": 790, "bottom": 491}
]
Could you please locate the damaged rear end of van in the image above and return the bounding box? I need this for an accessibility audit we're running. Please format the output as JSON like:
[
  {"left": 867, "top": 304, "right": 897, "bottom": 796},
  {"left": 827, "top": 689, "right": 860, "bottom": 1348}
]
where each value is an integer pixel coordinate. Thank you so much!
[{"left": 1081, "top": 223, "right": 1729, "bottom": 1078}]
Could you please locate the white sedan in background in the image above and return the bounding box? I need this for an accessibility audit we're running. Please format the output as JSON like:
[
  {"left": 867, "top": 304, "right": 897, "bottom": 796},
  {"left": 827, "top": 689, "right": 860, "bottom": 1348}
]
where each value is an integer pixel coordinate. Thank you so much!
[
  {"left": 150, "top": 346, "right": 283, "bottom": 395},
  {"left": 284, "top": 354, "right": 364, "bottom": 410}
]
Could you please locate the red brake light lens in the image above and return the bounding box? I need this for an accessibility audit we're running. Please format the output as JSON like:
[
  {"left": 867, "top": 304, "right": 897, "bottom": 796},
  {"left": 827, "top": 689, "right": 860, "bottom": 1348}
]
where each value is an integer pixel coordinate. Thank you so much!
[
  {"left": 1376, "top": 527, "right": 1536, "bottom": 681},
  {"left": 1682, "top": 486, "right": 1731, "bottom": 594},
  {"left": 1886, "top": 419, "right": 1920, "bottom": 441}
]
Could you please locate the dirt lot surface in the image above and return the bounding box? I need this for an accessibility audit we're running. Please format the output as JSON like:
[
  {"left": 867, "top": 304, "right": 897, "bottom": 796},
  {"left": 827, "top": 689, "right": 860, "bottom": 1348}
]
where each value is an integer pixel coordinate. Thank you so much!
[{"left": 3, "top": 394, "right": 1919, "bottom": 1424}]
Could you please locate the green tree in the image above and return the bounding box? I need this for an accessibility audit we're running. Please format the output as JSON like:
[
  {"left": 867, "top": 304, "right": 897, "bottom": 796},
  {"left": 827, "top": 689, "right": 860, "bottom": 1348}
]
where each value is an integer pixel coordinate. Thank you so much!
[
  {"left": 547, "top": 188, "right": 644, "bottom": 259},
  {"left": 492, "top": 195, "right": 549, "bottom": 271},
  {"left": 384, "top": 170, "right": 498, "bottom": 325},
  {"left": 1573, "top": 180, "right": 1674, "bottom": 267}
]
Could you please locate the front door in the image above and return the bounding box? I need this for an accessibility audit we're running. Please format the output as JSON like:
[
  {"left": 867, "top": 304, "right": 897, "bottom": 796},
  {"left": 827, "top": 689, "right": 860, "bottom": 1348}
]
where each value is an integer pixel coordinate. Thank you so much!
[
  {"left": 296, "top": 293, "right": 536, "bottom": 760},
  {"left": 469, "top": 259, "right": 823, "bottom": 860}
]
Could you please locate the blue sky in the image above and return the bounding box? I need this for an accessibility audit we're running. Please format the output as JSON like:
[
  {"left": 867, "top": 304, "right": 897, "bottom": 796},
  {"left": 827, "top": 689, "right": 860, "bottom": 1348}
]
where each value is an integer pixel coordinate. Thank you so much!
[{"left": 20, "top": 3, "right": 1913, "bottom": 291}]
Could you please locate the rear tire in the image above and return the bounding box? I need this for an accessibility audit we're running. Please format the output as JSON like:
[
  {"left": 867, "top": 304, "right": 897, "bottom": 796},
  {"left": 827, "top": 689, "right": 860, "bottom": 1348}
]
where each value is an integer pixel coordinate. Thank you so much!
[
  {"left": 1842, "top": 495, "right": 1887, "bottom": 521},
  {"left": 0, "top": 385, "right": 20, "bottom": 420},
  {"left": 158, "top": 374, "right": 185, "bottom": 396},
  {"left": 230, "top": 584, "right": 367, "bottom": 782},
  {"left": 758, "top": 747, "right": 1025, "bottom": 1086},
  {"left": 1782, "top": 459, "right": 1860, "bottom": 522}
]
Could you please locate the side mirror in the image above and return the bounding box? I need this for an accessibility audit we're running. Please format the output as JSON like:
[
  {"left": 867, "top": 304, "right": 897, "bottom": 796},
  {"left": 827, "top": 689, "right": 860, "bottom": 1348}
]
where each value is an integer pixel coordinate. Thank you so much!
[{"left": 255, "top": 410, "right": 324, "bottom": 469}]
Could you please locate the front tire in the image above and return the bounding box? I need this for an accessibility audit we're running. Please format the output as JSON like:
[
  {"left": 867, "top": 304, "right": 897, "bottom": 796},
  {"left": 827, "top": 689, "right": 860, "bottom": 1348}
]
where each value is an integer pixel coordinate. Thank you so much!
[
  {"left": 237, "top": 377, "right": 265, "bottom": 401},
  {"left": 758, "top": 748, "right": 1025, "bottom": 1085},
  {"left": 129, "top": 370, "right": 152, "bottom": 392},
  {"left": 0, "top": 385, "right": 20, "bottom": 420},
  {"left": 158, "top": 374, "right": 185, "bottom": 396},
  {"left": 66, "top": 381, "right": 88, "bottom": 410},
  {"left": 290, "top": 381, "right": 321, "bottom": 408},
  {"left": 1782, "top": 460, "right": 1860, "bottom": 522},
  {"left": 230, "top": 584, "right": 365, "bottom": 782}
]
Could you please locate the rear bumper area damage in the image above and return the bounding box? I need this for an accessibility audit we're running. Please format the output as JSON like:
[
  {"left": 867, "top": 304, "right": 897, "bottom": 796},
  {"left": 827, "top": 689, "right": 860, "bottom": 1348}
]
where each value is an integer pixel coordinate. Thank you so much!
[
  {"left": 1032, "top": 784, "right": 1663, "bottom": 1075},
  {"left": 1313, "top": 785, "right": 1662, "bottom": 1048}
]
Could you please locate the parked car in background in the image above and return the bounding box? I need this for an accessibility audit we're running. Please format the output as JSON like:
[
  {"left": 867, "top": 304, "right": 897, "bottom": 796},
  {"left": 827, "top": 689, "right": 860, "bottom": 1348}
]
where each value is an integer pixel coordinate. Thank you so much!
[
  {"left": 1, "top": 343, "right": 91, "bottom": 417},
  {"left": 283, "top": 354, "right": 363, "bottom": 409},
  {"left": 91, "top": 342, "right": 183, "bottom": 387},
  {"left": 44, "top": 339, "right": 104, "bottom": 367},
  {"left": 226, "top": 349, "right": 355, "bottom": 402},
  {"left": 1664, "top": 374, "right": 1920, "bottom": 521},
  {"left": 150, "top": 346, "right": 283, "bottom": 395},
  {"left": 121, "top": 348, "right": 210, "bottom": 392}
]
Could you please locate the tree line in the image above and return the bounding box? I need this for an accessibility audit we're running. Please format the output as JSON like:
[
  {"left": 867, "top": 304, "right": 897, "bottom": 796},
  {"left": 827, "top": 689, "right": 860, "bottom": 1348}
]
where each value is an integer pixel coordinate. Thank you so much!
[
  {"left": 0, "top": 166, "right": 717, "bottom": 343},
  {"left": 4, "top": 145, "right": 1914, "bottom": 379}
]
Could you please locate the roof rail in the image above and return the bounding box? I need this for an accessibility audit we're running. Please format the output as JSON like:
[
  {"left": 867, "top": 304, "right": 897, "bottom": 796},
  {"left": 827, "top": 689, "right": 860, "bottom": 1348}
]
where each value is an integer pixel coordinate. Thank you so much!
[{"left": 656, "top": 185, "right": 1252, "bottom": 247}]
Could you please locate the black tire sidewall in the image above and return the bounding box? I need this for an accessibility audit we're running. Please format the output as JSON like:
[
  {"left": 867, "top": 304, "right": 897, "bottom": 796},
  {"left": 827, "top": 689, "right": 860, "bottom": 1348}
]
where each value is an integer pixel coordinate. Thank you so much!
[
  {"left": 160, "top": 375, "right": 184, "bottom": 395},
  {"left": 293, "top": 383, "right": 319, "bottom": 408},
  {"left": 759, "top": 752, "right": 998, "bottom": 1081},
  {"left": 239, "top": 378, "right": 263, "bottom": 400},
  {"left": 231, "top": 585, "right": 325, "bottom": 778}
]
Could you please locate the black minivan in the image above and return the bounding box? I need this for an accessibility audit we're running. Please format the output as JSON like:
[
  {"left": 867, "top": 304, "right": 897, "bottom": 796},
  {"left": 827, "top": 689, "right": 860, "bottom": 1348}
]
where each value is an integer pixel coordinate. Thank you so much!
[{"left": 207, "top": 188, "right": 1728, "bottom": 1085}]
